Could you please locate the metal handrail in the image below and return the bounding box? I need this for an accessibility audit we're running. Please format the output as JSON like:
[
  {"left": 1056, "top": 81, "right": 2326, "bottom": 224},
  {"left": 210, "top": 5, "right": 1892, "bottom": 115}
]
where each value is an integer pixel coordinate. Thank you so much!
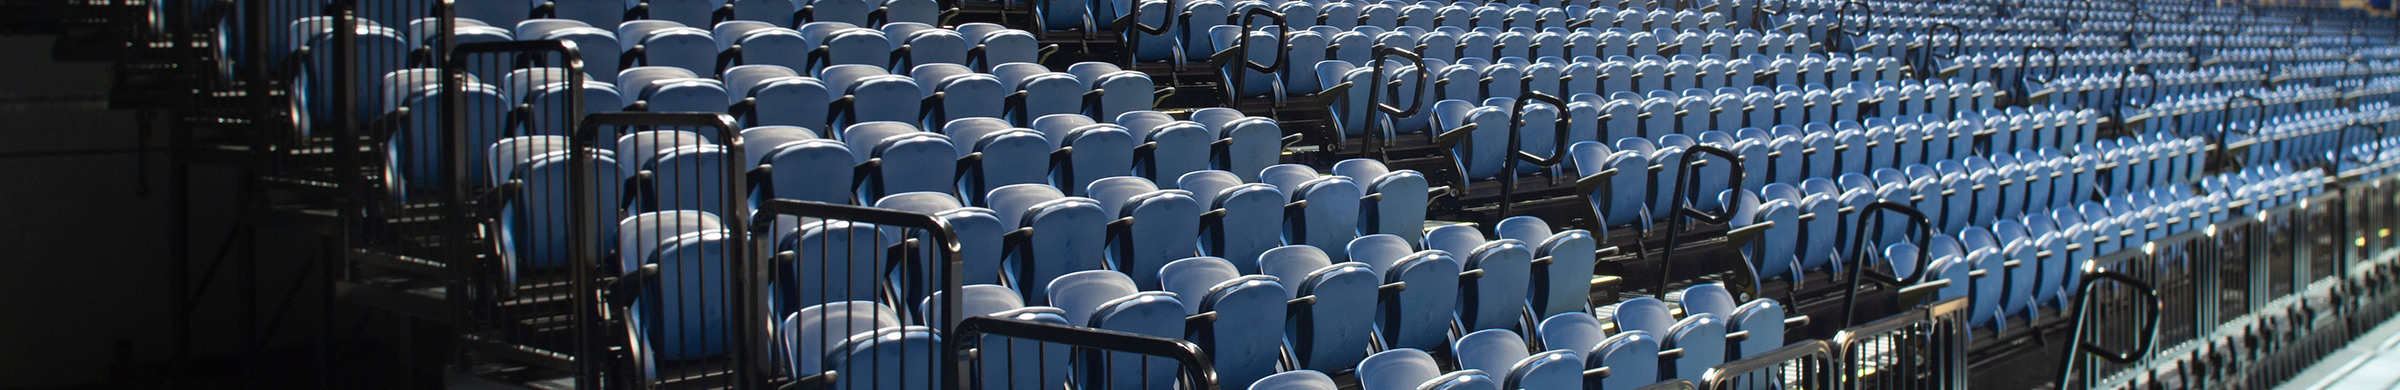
[
  {"left": 953, "top": 316, "right": 1220, "bottom": 390},
  {"left": 1656, "top": 145, "right": 1745, "bottom": 293}
]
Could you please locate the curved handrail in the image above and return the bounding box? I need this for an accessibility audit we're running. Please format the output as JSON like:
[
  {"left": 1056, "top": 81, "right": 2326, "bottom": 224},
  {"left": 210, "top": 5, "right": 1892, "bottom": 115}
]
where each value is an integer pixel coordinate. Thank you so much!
[
  {"left": 1112, "top": 0, "right": 1177, "bottom": 64},
  {"left": 1750, "top": 0, "right": 1789, "bottom": 32},
  {"left": 2116, "top": 65, "right": 2157, "bottom": 131},
  {"left": 2052, "top": 270, "right": 2162, "bottom": 390},
  {"left": 2339, "top": 124, "right": 2387, "bottom": 170},
  {"left": 1835, "top": 0, "right": 1871, "bottom": 38},
  {"left": 2215, "top": 92, "right": 2267, "bottom": 163},
  {"left": 1913, "top": 22, "right": 1962, "bottom": 80},
  {"left": 1371, "top": 47, "right": 1431, "bottom": 119},
  {"left": 1211, "top": 8, "right": 1289, "bottom": 103},
  {"left": 2013, "top": 45, "right": 2060, "bottom": 105},
  {"left": 1830, "top": 0, "right": 1871, "bottom": 52},
  {"left": 1929, "top": 22, "right": 1962, "bottom": 60},
  {"left": 1837, "top": 201, "right": 1934, "bottom": 328},
  {"left": 446, "top": 39, "right": 588, "bottom": 198},
  {"left": 572, "top": 112, "right": 756, "bottom": 385},
  {"left": 1508, "top": 91, "right": 1576, "bottom": 170},
  {"left": 952, "top": 316, "right": 1220, "bottom": 390},
  {"left": 754, "top": 199, "right": 962, "bottom": 389},
  {"left": 1656, "top": 144, "right": 1745, "bottom": 293},
  {"left": 1363, "top": 46, "right": 1430, "bottom": 160}
]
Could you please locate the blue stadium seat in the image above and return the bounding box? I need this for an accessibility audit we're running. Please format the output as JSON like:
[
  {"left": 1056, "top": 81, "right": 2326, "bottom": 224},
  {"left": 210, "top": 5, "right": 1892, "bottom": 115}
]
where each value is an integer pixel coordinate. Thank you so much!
[
  {"left": 885, "top": 24, "right": 968, "bottom": 69},
  {"left": 387, "top": 79, "right": 509, "bottom": 197},
  {"left": 987, "top": 184, "right": 1109, "bottom": 305},
  {"left": 1158, "top": 256, "right": 1288, "bottom": 388},
  {"left": 957, "top": 23, "right": 1040, "bottom": 70},
  {"left": 1425, "top": 225, "right": 1534, "bottom": 332},
  {"left": 784, "top": 301, "right": 902, "bottom": 379},
  {"left": 486, "top": 136, "right": 567, "bottom": 188},
  {"left": 1047, "top": 270, "right": 1185, "bottom": 390},
  {"left": 842, "top": 122, "right": 957, "bottom": 200},
  {"left": 1507, "top": 211, "right": 1603, "bottom": 317},
  {"left": 495, "top": 151, "right": 627, "bottom": 285},
  {"left": 1264, "top": 164, "right": 1366, "bottom": 260},
  {"left": 920, "top": 287, "right": 1073, "bottom": 390},
  {"left": 637, "top": 144, "right": 732, "bottom": 214},
  {"left": 1454, "top": 329, "right": 1583, "bottom": 390},
  {"left": 1598, "top": 297, "right": 1722, "bottom": 381},
  {"left": 1250, "top": 370, "right": 1339, "bottom": 390},
  {"left": 298, "top": 24, "right": 406, "bottom": 135},
  {"left": 999, "top": 65, "right": 1089, "bottom": 124},
  {"left": 1028, "top": 114, "right": 1135, "bottom": 195},
  {"left": 913, "top": 64, "right": 1006, "bottom": 127},
  {"left": 824, "top": 326, "right": 941, "bottom": 390},
  {"left": 1590, "top": 329, "right": 1661, "bottom": 389},
  {"left": 1350, "top": 234, "right": 1461, "bottom": 352},
  {"left": 754, "top": 130, "right": 854, "bottom": 205},
  {"left": 639, "top": 78, "right": 730, "bottom": 114},
  {"left": 810, "top": 24, "right": 896, "bottom": 69},
  {"left": 772, "top": 219, "right": 890, "bottom": 319},
  {"left": 1539, "top": 312, "right": 1606, "bottom": 360},
  {"left": 1066, "top": 62, "right": 1157, "bottom": 123},
  {"left": 1189, "top": 108, "right": 1283, "bottom": 183},
  {"left": 1087, "top": 177, "right": 1202, "bottom": 288},
  {"left": 1182, "top": 170, "right": 1285, "bottom": 265},
  {"left": 1358, "top": 349, "right": 1451, "bottom": 390},
  {"left": 1117, "top": 111, "right": 1214, "bottom": 186},
  {"left": 799, "top": 0, "right": 873, "bottom": 26},
  {"left": 1257, "top": 245, "right": 1378, "bottom": 371},
  {"left": 630, "top": 228, "right": 735, "bottom": 372},
  {"left": 620, "top": 22, "right": 717, "bottom": 75},
  {"left": 942, "top": 118, "right": 1049, "bottom": 206},
  {"left": 645, "top": 0, "right": 727, "bottom": 27}
]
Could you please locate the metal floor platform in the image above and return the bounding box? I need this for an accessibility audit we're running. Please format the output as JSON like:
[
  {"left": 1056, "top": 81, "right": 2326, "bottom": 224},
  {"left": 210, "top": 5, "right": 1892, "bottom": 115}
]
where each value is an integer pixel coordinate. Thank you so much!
[{"left": 2280, "top": 312, "right": 2400, "bottom": 390}]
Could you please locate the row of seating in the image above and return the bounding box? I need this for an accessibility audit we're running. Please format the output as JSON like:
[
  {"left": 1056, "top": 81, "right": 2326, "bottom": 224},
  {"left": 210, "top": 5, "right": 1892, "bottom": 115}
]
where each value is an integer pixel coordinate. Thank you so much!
[
  {"left": 456, "top": 0, "right": 942, "bottom": 31},
  {"left": 1328, "top": 66, "right": 1993, "bottom": 148},
  {"left": 1255, "top": 280, "right": 1780, "bottom": 390},
  {"left": 1212, "top": 28, "right": 1826, "bottom": 99},
  {"left": 2132, "top": 84, "right": 2355, "bottom": 138},
  {"left": 504, "top": 18, "right": 1041, "bottom": 82},
  {"left": 293, "top": 16, "right": 1051, "bottom": 122},
  {"left": 1055, "top": 0, "right": 1769, "bottom": 35},
  {"left": 2022, "top": 65, "right": 2260, "bottom": 113},
  {"left": 2233, "top": 103, "right": 2400, "bottom": 170},
  {"left": 382, "top": 54, "right": 1175, "bottom": 198},
  {"left": 1886, "top": 176, "right": 2224, "bottom": 332},
  {"left": 1425, "top": 102, "right": 2096, "bottom": 221},
  {"left": 1727, "top": 131, "right": 2205, "bottom": 284},
  {"left": 603, "top": 177, "right": 1616, "bottom": 388},
  {"left": 486, "top": 105, "right": 1288, "bottom": 276}
]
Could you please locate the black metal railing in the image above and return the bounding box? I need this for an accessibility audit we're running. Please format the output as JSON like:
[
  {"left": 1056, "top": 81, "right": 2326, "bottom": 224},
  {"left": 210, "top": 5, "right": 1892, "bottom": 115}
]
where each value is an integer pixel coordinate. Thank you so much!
[
  {"left": 576, "top": 112, "right": 755, "bottom": 388},
  {"left": 1701, "top": 340, "right": 1838, "bottom": 390},
  {"left": 755, "top": 199, "right": 964, "bottom": 390},
  {"left": 952, "top": 315, "right": 1219, "bottom": 390}
]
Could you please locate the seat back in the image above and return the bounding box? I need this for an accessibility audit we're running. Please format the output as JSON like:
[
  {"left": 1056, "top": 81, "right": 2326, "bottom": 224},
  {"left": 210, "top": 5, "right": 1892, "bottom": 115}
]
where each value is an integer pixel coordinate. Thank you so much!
[
  {"left": 1183, "top": 171, "right": 1286, "bottom": 265},
  {"left": 786, "top": 301, "right": 902, "bottom": 377},
  {"left": 1376, "top": 249, "right": 1463, "bottom": 351},
  {"left": 1454, "top": 329, "right": 1530, "bottom": 378},
  {"left": 1358, "top": 349, "right": 1444, "bottom": 390},
  {"left": 637, "top": 229, "right": 736, "bottom": 363},
  {"left": 823, "top": 326, "right": 942, "bottom": 390},
  {"left": 1592, "top": 330, "right": 1661, "bottom": 388},
  {"left": 1251, "top": 370, "right": 1339, "bottom": 390}
]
